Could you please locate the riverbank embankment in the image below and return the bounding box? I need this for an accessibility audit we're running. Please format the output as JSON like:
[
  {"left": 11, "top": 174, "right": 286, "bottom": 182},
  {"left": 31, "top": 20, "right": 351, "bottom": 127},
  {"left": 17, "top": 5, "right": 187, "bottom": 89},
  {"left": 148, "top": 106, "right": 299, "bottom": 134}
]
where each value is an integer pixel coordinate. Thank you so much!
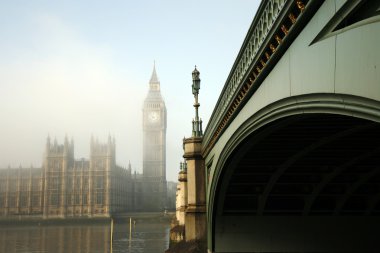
[{"left": 0, "top": 211, "right": 175, "bottom": 226}]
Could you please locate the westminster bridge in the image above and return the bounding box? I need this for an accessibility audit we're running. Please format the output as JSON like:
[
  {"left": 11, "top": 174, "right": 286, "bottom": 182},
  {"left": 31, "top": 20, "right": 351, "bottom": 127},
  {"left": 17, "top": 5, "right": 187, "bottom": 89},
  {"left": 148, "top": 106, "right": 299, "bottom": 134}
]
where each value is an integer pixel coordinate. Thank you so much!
[{"left": 173, "top": 0, "right": 380, "bottom": 252}]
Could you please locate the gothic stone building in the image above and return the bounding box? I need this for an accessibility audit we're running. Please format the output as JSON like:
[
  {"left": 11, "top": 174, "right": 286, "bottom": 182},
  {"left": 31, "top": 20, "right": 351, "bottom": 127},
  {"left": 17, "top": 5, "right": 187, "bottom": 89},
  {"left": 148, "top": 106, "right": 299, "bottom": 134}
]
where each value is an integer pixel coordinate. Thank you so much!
[
  {"left": 0, "top": 136, "right": 134, "bottom": 218},
  {"left": 142, "top": 64, "right": 167, "bottom": 211},
  {"left": 0, "top": 65, "right": 171, "bottom": 218}
]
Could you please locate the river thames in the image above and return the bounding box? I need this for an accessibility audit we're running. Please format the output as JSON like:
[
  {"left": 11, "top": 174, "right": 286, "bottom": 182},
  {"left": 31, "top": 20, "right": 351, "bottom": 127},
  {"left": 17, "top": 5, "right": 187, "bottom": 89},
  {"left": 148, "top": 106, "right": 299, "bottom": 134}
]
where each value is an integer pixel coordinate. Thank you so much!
[{"left": 0, "top": 217, "right": 170, "bottom": 253}]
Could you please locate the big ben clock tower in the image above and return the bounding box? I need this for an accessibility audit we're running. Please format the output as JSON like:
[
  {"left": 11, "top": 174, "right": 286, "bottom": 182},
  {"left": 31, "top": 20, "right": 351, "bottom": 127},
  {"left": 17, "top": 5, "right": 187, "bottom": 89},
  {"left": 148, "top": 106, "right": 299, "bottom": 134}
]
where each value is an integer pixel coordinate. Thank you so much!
[{"left": 142, "top": 64, "right": 167, "bottom": 211}]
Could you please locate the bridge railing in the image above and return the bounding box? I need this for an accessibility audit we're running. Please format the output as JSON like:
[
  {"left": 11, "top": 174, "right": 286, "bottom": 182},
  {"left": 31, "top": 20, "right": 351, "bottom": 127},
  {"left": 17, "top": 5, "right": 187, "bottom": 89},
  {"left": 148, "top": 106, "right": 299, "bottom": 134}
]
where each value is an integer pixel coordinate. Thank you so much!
[{"left": 202, "top": 0, "right": 321, "bottom": 155}]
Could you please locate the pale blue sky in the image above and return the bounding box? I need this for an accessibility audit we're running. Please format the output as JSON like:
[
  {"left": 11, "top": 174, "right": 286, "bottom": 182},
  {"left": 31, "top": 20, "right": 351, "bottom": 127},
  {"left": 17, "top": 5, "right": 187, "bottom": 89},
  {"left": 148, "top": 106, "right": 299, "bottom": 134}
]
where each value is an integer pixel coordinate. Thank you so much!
[{"left": 0, "top": 0, "right": 260, "bottom": 181}]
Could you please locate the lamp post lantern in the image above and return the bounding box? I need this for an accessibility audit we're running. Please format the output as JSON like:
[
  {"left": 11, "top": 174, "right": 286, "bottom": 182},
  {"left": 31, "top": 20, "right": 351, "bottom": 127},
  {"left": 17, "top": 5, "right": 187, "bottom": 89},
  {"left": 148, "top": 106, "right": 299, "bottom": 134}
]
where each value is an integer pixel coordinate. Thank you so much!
[{"left": 191, "top": 66, "right": 203, "bottom": 137}]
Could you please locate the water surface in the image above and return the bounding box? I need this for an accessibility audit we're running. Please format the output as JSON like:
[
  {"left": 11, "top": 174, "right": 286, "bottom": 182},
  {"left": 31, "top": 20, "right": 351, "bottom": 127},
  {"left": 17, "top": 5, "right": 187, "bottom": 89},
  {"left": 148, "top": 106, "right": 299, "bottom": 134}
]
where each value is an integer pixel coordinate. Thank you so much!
[{"left": 0, "top": 219, "right": 170, "bottom": 253}]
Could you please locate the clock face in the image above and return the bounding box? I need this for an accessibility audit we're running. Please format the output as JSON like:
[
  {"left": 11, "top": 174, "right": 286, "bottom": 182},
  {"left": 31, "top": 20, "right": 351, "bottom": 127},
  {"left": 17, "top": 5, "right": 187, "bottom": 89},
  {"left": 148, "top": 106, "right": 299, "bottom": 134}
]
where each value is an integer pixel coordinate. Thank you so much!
[{"left": 148, "top": 111, "right": 159, "bottom": 123}]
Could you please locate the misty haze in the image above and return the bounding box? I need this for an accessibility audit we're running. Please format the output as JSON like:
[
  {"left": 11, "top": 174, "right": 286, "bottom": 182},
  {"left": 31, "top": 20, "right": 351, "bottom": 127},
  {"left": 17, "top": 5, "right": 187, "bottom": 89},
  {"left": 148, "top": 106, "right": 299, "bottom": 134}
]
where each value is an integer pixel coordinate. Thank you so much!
[
  {"left": 3, "top": 0, "right": 380, "bottom": 253},
  {"left": 0, "top": 0, "right": 259, "bottom": 252}
]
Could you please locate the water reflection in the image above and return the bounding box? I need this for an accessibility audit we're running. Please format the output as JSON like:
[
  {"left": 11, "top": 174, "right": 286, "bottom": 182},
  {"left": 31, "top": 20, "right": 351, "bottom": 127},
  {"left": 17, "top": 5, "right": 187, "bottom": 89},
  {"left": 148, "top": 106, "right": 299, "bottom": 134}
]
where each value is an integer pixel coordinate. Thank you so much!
[{"left": 0, "top": 220, "right": 170, "bottom": 253}]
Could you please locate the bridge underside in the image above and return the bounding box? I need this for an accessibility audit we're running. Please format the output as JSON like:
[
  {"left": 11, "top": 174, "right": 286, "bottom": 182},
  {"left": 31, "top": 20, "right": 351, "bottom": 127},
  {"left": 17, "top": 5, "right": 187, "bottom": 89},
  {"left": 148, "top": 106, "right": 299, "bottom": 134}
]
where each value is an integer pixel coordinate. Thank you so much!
[{"left": 213, "top": 113, "right": 380, "bottom": 252}]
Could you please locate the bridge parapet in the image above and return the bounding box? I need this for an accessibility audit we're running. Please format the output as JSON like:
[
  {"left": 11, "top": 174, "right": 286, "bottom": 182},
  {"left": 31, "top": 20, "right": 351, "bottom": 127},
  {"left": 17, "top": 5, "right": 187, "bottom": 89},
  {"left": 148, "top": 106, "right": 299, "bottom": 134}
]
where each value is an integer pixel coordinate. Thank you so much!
[
  {"left": 210, "top": 0, "right": 286, "bottom": 123},
  {"left": 203, "top": 0, "right": 322, "bottom": 155}
]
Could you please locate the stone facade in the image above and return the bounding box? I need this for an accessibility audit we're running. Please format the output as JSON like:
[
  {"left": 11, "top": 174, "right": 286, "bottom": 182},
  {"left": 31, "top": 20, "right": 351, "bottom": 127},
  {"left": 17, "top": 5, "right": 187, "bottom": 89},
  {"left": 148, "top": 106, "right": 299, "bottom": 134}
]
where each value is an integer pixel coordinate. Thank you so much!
[
  {"left": 0, "top": 167, "right": 42, "bottom": 216},
  {"left": 142, "top": 65, "right": 168, "bottom": 211},
  {"left": 0, "top": 136, "right": 135, "bottom": 218}
]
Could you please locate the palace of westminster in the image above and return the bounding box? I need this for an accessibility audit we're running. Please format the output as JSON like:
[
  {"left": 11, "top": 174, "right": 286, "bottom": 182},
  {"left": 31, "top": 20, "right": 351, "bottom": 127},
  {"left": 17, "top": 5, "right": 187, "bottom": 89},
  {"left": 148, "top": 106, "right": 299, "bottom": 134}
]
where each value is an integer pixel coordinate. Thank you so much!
[{"left": 0, "top": 66, "right": 175, "bottom": 218}]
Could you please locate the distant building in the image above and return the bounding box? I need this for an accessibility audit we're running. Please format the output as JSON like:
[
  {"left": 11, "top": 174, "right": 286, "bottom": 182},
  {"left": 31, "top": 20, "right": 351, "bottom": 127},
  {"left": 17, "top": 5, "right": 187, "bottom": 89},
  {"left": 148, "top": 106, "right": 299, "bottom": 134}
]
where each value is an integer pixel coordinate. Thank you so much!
[
  {"left": 166, "top": 181, "right": 178, "bottom": 211},
  {"left": 0, "top": 66, "right": 175, "bottom": 218},
  {"left": 0, "top": 136, "right": 133, "bottom": 218},
  {"left": 142, "top": 64, "right": 168, "bottom": 211}
]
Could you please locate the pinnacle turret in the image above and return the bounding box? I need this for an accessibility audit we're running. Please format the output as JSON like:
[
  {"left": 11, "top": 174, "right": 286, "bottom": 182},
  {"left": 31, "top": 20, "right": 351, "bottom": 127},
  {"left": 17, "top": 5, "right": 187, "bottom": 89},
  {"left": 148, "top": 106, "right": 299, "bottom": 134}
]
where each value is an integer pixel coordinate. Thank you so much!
[{"left": 46, "top": 135, "right": 51, "bottom": 152}]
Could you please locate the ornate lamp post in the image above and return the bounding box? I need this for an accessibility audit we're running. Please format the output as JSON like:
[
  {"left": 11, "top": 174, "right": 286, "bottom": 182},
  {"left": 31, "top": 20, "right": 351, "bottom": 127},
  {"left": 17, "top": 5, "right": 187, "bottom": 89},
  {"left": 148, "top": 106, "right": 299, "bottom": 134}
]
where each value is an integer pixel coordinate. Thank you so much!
[
  {"left": 175, "top": 66, "right": 206, "bottom": 245},
  {"left": 191, "top": 66, "right": 203, "bottom": 137}
]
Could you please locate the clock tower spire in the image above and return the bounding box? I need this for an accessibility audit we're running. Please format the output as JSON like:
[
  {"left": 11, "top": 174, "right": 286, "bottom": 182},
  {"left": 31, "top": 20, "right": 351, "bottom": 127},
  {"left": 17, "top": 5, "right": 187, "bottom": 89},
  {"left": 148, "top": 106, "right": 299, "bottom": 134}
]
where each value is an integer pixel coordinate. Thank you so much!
[
  {"left": 142, "top": 63, "right": 167, "bottom": 211},
  {"left": 149, "top": 61, "right": 160, "bottom": 91}
]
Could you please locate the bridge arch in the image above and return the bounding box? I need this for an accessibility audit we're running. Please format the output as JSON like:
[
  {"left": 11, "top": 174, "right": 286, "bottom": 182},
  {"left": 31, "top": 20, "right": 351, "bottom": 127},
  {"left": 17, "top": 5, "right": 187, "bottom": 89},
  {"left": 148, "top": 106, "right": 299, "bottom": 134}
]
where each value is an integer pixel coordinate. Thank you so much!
[{"left": 208, "top": 93, "right": 380, "bottom": 252}]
